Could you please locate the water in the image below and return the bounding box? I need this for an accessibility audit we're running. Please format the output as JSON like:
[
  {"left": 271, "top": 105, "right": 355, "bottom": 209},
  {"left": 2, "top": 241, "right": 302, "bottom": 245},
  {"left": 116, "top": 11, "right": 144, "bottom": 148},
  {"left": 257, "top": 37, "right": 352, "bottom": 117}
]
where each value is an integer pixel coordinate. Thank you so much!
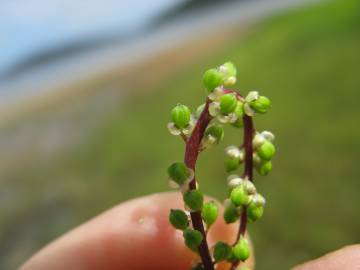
[{"left": 0, "top": 0, "right": 184, "bottom": 76}]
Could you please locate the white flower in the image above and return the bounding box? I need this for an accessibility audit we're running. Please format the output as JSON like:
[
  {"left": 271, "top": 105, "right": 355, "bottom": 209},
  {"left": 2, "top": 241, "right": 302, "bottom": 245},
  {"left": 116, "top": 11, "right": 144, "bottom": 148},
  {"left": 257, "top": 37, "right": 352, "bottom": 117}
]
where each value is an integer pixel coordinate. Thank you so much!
[
  {"left": 261, "top": 130, "right": 275, "bottom": 142},
  {"left": 245, "top": 91, "right": 259, "bottom": 102},
  {"left": 244, "top": 103, "right": 256, "bottom": 116},
  {"left": 252, "top": 133, "right": 266, "bottom": 148},
  {"left": 167, "top": 122, "right": 181, "bottom": 135},
  {"left": 208, "top": 87, "right": 224, "bottom": 101}
]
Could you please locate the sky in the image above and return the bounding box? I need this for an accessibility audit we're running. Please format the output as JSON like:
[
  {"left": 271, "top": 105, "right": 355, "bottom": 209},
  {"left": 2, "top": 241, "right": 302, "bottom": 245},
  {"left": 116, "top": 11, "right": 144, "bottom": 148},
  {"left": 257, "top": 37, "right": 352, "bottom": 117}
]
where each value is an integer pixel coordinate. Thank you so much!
[{"left": 0, "top": 0, "right": 184, "bottom": 74}]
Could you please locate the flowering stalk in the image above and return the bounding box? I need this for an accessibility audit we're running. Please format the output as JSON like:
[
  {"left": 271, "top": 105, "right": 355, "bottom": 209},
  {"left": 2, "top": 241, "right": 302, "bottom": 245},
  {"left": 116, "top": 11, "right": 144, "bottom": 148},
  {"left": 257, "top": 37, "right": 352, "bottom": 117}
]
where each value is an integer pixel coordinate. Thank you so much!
[{"left": 167, "top": 62, "right": 275, "bottom": 270}]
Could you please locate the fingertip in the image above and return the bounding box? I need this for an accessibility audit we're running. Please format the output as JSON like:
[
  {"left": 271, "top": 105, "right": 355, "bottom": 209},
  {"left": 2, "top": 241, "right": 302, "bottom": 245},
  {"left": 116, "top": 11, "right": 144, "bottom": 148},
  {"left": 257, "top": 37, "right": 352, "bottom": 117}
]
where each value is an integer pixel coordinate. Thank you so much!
[
  {"left": 293, "top": 245, "right": 360, "bottom": 270},
  {"left": 21, "top": 192, "right": 254, "bottom": 270}
]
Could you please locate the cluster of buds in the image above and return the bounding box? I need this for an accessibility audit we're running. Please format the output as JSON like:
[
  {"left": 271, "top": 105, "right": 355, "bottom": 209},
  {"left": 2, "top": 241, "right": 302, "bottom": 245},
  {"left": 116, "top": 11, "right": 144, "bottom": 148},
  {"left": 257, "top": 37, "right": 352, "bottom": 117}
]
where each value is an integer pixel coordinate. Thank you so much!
[
  {"left": 253, "top": 131, "right": 276, "bottom": 176},
  {"left": 166, "top": 62, "right": 275, "bottom": 270},
  {"left": 167, "top": 104, "right": 196, "bottom": 137},
  {"left": 225, "top": 175, "right": 265, "bottom": 223}
]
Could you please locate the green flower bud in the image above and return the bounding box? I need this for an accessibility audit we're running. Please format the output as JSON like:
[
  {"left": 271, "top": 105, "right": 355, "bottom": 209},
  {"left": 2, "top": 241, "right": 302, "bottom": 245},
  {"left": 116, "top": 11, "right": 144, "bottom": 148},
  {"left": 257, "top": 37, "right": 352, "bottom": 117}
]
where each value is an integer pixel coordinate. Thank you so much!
[
  {"left": 167, "top": 162, "right": 190, "bottom": 185},
  {"left": 204, "top": 124, "right": 224, "bottom": 144},
  {"left": 169, "top": 209, "right": 189, "bottom": 230},
  {"left": 247, "top": 202, "right": 264, "bottom": 222},
  {"left": 230, "top": 185, "right": 249, "bottom": 207},
  {"left": 257, "top": 160, "right": 272, "bottom": 176},
  {"left": 203, "top": 68, "right": 223, "bottom": 92},
  {"left": 183, "top": 190, "right": 204, "bottom": 211},
  {"left": 183, "top": 228, "right": 203, "bottom": 252},
  {"left": 202, "top": 201, "right": 218, "bottom": 227},
  {"left": 232, "top": 101, "right": 244, "bottom": 128},
  {"left": 257, "top": 140, "right": 276, "bottom": 161},
  {"left": 213, "top": 241, "right": 232, "bottom": 262},
  {"left": 225, "top": 157, "right": 241, "bottom": 172},
  {"left": 219, "top": 93, "right": 237, "bottom": 115},
  {"left": 223, "top": 201, "right": 239, "bottom": 224},
  {"left": 171, "top": 104, "right": 191, "bottom": 129},
  {"left": 249, "top": 95, "right": 271, "bottom": 114},
  {"left": 233, "top": 237, "right": 250, "bottom": 261}
]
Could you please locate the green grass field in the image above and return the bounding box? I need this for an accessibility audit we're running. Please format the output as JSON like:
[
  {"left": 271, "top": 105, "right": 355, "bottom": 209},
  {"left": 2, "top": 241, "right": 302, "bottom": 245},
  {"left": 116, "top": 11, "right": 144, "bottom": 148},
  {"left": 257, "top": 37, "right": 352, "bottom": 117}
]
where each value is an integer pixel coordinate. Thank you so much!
[{"left": 1, "top": 0, "right": 360, "bottom": 269}]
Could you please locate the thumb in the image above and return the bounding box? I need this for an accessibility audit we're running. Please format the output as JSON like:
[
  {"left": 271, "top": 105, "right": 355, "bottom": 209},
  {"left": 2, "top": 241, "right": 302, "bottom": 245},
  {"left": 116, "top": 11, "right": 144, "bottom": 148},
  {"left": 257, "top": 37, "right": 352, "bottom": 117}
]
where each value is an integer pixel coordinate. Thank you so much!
[{"left": 20, "top": 192, "right": 254, "bottom": 270}]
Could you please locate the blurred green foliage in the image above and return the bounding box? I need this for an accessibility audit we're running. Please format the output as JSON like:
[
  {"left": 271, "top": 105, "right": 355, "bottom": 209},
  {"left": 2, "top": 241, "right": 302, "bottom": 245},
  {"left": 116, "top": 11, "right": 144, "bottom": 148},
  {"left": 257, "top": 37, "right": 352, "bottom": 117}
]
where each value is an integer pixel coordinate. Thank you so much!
[{"left": 1, "top": 0, "right": 360, "bottom": 269}]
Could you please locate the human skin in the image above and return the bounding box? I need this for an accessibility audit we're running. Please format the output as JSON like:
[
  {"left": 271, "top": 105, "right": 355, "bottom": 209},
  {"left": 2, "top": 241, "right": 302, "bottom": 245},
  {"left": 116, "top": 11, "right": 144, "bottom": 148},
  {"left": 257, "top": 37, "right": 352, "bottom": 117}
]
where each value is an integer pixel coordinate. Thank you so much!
[{"left": 20, "top": 192, "right": 360, "bottom": 270}]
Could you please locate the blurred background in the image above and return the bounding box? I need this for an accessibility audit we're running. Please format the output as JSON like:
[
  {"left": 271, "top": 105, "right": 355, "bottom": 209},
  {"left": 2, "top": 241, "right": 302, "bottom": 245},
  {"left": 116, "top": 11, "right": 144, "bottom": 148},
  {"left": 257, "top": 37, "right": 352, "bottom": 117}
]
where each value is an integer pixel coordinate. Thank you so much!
[{"left": 1, "top": 0, "right": 360, "bottom": 269}]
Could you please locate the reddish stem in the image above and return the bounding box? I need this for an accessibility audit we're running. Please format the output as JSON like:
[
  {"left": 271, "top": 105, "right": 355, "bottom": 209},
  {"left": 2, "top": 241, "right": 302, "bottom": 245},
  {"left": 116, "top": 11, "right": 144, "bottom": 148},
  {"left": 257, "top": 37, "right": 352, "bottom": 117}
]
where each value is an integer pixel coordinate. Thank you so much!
[
  {"left": 182, "top": 91, "right": 255, "bottom": 270},
  {"left": 231, "top": 114, "right": 255, "bottom": 270},
  {"left": 184, "top": 100, "right": 214, "bottom": 270}
]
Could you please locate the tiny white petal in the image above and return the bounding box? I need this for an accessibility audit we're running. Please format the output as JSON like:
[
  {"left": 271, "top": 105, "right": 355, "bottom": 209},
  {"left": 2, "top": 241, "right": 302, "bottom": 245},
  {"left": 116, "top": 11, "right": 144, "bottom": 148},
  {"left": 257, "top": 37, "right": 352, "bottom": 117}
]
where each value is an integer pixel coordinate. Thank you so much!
[
  {"left": 203, "top": 134, "right": 217, "bottom": 148},
  {"left": 244, "top": 180, "right": 257, "bottom": 195},
  {"left": 245, "top": 91, "right": 259, "bottom": 102},
  {"left": 209, "top": 102, "right": 220, "bottom": 117},
  {"left": 224, "top": 76, "right": 236, "bottom": 85},
  {"left": 228, "top": 178, "right": 244, "bottom": 189},
  {"left": 167, "top": 122, "right": 181, "bottom": 135},
  {"left": 182, "top": 123, "right": 194, "bottom": 136},
  {"left": 227, "top": 112, "right": 238, "bottom": 123},
  {"left": 252, "top": 133, "right": 265, "bottom": 148},
  {"left": 251, "top": 194, "right": 266, "bottom": 206},
  {"left": 261, "top": 130, "right": 275, "bottom": 142},
  {"left": 208, "top": 87, "right": 224, "bottom": 101},
  {"left": 217, "top": 114, "right": 230, "bottom": 123},
  {"left": 244, "top": 103, "right": 255, "bottom": 116},
  {"left": 219, "top": 65, "right": 228, "bottom": 73},
  {"left": 225, "top": 145, "right": 242, "bottom": 159}
]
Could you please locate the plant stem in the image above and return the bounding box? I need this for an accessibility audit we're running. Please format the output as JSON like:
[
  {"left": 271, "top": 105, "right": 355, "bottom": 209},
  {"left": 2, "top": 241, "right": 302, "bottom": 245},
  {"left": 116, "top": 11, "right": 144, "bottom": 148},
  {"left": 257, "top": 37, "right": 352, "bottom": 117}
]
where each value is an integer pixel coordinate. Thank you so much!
[
  {"left": 184, "top": 100, "right": 214, "bottom": 270},
  {"left": 231, "top": 114, "right": 254, "bottom": 270}
]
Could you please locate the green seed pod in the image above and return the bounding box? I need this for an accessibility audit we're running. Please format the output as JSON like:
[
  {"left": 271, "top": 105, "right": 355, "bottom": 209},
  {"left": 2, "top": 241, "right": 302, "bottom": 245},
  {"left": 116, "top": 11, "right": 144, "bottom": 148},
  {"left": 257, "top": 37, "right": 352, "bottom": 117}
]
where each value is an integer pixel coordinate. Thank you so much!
[
  {"left": 257, "top": 140, "right": 276, "bottom": 161},
  {"left": 183, "top": 190, "right": 204, "bottom": 211},
  {"left": 171, "top": 104, "right": 191, "bottom": 129},
  {"left": 230, "top": 185, "right": 249, "bottom": 207},
  {"left": 203, "top": 68, "right": 223, "bottom": 92},
  {"left": 167, "top": 162, "right": 190, "bottom": 185},
  {"left": 257, "top": 160, "right": 272, "bottom": 176},
  {"left": 213, "top": 241, "right": 232, "bottom": 262},
  {"left": 183, "top": 228, "right": 203, "bottom": 252},
  {"left": 219, "top": 93, "right": 237, "bottom": 115},
  {"left": 225, "top": 157, "right": 241, "bottom": 172},
  {"left": 204, "top": 124, "right": 224, "bottom": 144},
  {"left": 249, "top": 95, "right": 271, "bottom": 114},
  {"left": 169, "top": 209, "right": 189, "bottom": 230},
  {"left": 232, "top": 101, "right": 244, "bottom": 128},
  {"left": 247, "top": 202, "right": 264, "bottom": 222},
  {"left": 202, "top": 201, "right": 218, "bottom": 227},
  {"left": 233, "top": 237, "right": 250, "bottom": 261},
  {"left": 223, "top": 201, "right": 239, "bottom": 224}
]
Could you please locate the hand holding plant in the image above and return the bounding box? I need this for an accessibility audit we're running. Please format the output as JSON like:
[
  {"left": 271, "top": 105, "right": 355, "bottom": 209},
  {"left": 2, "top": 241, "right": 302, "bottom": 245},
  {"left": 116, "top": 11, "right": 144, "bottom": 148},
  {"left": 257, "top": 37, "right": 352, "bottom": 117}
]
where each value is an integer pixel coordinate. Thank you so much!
[{"left": 167, "top": 62, "right": 275, "bottom": 270}]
